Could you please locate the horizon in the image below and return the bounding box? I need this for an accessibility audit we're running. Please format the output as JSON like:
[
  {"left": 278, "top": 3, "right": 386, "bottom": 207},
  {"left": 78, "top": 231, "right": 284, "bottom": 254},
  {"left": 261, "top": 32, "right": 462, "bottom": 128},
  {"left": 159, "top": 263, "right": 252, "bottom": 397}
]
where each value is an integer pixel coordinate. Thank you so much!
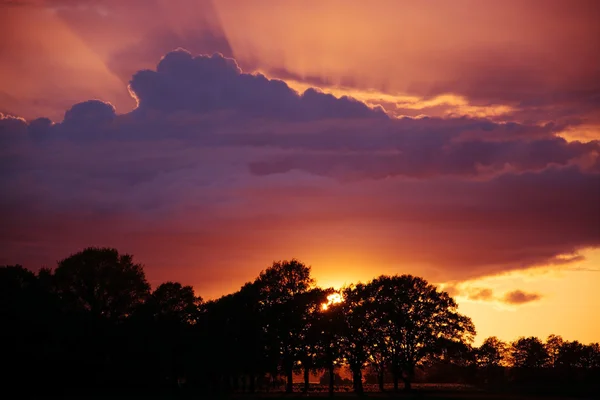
[{"left": 10, "top": 246, "right": 600, "bottom": 347}]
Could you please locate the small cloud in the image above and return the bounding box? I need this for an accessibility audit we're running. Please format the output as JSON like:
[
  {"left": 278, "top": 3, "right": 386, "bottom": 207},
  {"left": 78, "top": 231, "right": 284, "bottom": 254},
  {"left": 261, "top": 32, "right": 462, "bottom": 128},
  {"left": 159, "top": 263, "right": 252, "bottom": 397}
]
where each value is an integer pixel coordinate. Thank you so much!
[
  {"left": 441, "top": 284, "right": 494, "bottom": 302},
  {"left": 444, "top": 283, "right": 543, "bottom": 306},
  {"left": 503, "top": 290, "right": 542, "bottom": 305},
  {"left": 441, "top": 283, "right": 459, "bottom": 297},
  {"left": 467, "top": 287, "right": 494, "bottom": 301}
]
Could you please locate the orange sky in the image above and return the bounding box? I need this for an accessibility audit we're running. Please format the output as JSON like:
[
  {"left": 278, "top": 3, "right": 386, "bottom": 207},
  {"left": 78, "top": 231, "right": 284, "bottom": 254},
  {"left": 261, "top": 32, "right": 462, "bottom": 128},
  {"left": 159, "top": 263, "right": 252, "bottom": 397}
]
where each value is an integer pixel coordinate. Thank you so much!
[{"left": 0, "top": 0, "right": 599, "bottom": 345}]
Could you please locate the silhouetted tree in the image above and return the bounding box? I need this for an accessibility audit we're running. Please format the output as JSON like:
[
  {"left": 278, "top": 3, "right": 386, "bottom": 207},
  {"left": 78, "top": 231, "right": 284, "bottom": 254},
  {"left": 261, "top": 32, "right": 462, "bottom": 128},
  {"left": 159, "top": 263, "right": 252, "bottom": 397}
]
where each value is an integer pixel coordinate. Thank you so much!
[
  {"left": 255, "top": 259, "right": 315, "bottom": 393},
  {"left": 38, "top": 248, "right": 152, "bottom": 390},
  {"left": 441, "top": 339, "right": 477, "bottom": 367},
  {"left": 366, "top": 275, "right": 475, "bottom": 391},
  {"left": 474, "top": 336, "right": 507, "bottom": 384},
  {"left": 128, "top": 281, "right": 203, "bottom": 389},
  {"left": 203, "top": 289, "right": 247, "bottom": 392},
  {"left": 546, "top": 334, "right": 564, "bottom": 368},
  {"left": 148, "top": 281, "right": 202, "bottom": 323},
  {"left": 231, "top": 281, "right": 269, "bottom": 393},
  {"left": 0, "top": 265, "right": 38, "bottom": 315},
  {"left": 1, "top": 266, "right": 48, "bottom": 385},
  {"left": 511, "top": 336, "right": 549, "bottom": 368},
  {"left": 1, "top": 265, "right": 80, "bottom": 391},
  {"left": 581, "top": 343, "right": 600, "bottom": 368},
  {"left": 315, "top": 288, "right": 345, "bottom": 396},
  {"left": 6, "top": 248, "right": 600, "bottom": 396},
  {"left": 294, "top": 287, "right": 329, "bottom": 393},
  {"left": 53, "top": 247, "right": 151, "bottom": 319},
  {"left": 421, "top": 338, "right": 477, "bottom": 384},
  {"left": 556, "top": 340, "right": 586, "bottom": 368},
  {"left": 341, "top": 283, "right": 373, "bottom": 394},
  {"left": 477, "top": 336, "right": 507, "bottom": 367},
  {"left": 256, "top": 259, "right": 315, "bottom": 305}
]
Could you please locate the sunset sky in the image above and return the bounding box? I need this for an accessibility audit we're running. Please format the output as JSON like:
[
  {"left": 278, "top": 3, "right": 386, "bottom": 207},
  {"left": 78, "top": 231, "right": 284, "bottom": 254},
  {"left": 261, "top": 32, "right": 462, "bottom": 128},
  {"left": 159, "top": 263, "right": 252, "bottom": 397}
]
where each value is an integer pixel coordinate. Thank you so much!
[{"left": 1, "top": 0, "right": 599, "bottom": 345}]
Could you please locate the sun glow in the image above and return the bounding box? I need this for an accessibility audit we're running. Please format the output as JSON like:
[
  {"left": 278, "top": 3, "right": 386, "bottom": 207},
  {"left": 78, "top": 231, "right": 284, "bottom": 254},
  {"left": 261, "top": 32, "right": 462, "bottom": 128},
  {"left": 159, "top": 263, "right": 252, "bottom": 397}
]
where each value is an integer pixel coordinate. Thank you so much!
[{"left": 321, "top": 292, "right": 344, "bottom": 311}]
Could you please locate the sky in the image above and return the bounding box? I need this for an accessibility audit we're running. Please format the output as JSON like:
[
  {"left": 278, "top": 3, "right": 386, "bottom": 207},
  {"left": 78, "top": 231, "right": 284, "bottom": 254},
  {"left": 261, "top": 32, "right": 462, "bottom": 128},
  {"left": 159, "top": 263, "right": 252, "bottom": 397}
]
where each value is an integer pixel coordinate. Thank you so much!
[{"left": 1, "top": 0, "right": 599, "bottom": 345}]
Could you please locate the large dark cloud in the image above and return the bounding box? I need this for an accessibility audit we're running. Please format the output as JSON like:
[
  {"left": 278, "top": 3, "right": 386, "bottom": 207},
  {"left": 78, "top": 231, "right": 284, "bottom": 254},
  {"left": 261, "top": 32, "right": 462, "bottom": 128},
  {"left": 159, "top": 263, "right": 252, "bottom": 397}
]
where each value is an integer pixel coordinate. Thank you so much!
[
  {"left": 0, "top": 50, "right": 599, "bottom": 296},
  {"left": 249, "top": 135, "right": 600, "bottom": 179},
  {"left": 129, "top": 49, "right": 387, "bottom": 120}
]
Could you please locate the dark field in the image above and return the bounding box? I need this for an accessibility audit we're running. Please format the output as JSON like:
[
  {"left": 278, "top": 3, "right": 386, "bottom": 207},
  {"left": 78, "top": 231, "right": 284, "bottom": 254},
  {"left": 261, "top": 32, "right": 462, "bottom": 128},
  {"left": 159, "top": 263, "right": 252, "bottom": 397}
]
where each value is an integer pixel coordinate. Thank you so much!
[{"left": 39, "top": 384, "right": 598, "bottom": 400}]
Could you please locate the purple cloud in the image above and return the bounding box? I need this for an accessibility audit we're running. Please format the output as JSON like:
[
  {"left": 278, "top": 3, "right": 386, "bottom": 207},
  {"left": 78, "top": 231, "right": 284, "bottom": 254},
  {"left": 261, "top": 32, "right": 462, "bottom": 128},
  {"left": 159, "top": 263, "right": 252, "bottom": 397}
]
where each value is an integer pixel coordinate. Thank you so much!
[
  {"left": 0, "top": 50, "right": 598, "bottom": 296},
  {"left": 128, "top": 49, "right": 387, "bottom": 120},
  {"left": 63, "top": 100, "right": 116, "bottom": 127}
]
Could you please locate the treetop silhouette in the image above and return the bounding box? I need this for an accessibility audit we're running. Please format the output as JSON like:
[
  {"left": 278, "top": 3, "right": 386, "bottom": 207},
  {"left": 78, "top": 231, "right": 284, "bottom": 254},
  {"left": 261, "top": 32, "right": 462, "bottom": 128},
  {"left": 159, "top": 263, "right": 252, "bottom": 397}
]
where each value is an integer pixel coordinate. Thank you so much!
[{"left": 1, "top": 247, "right": 599, "bottom": 396}]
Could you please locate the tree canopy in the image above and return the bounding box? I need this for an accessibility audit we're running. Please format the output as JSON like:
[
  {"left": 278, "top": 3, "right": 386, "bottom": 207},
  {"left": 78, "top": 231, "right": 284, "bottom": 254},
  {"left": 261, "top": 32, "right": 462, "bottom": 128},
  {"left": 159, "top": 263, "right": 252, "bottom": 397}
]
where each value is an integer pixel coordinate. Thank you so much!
[
  {"left": 53, "top": 247, "right": 150, "bottom": 319},
  {"left": 1, "top": 247, "right": 599, "bottom": 396}
]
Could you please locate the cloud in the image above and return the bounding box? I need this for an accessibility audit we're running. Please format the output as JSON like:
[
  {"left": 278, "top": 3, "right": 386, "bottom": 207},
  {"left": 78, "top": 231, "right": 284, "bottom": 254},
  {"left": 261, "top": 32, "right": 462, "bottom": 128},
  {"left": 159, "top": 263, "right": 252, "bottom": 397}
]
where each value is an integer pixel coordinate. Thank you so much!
[
  {"left": 128, "top": 49, "right": 386, "bottom": 120},
  {"left": 0, "top": 50, "right": 599, "bottom": 297},
  {"left": 467, "top": 288, "right": 494, "bottom": 301},
  {"left": 0, "top": 0, "right": 234, "bottom": 120},
  {"left": 503, "top": 290, "right": 543, "bottom": 305},
  {"left": 0, "top": 112, "right": 27, "bottom": 145},
  {"left": 443, "top": 284, "right": 543, "bottom": 306},
  {"left": 249, "top": 134, "right": 600, "bottom": 179},
  {"left": 215, "top": 0, "right": 600, "bottom": 127},
  {"left": 3, "top": 0, "right": 599, "bottom": 131},
  {"left": 63, "top": 100, "right": 116, "bottom": 127}
]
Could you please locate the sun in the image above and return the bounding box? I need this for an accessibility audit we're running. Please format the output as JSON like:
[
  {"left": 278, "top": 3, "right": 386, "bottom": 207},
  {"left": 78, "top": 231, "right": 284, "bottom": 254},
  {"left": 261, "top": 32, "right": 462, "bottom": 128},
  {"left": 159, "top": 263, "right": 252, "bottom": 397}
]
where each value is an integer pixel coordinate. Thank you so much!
[{"left": 321, "top": 292, "right": 344, "bottom": 311}]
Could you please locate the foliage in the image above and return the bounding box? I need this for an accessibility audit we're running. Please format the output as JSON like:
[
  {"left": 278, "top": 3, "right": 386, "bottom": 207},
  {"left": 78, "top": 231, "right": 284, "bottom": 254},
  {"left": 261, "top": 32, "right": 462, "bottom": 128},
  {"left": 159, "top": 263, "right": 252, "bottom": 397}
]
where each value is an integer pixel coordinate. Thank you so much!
[
  {"left": 365, "top": 275, "right": 476, "bottom": 390},
  {"left": 2, "top": 247, "right": 599, "bottom": 396},
  {"left": 477, "top": 336, "right": 507, "bottom": 367},
  {"left": 53, "top": 247, "right": 151, "bottom": 319},
  {"left": 510, "top": 336, "right": 549, "bottom": 368}
]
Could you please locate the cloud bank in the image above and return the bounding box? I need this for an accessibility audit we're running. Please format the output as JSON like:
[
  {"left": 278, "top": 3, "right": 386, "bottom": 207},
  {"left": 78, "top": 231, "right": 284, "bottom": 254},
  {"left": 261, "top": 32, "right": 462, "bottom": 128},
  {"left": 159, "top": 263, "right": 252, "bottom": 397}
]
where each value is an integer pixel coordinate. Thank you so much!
[{"left": 0, "top": 49, "right": 599, "bottom": 297}]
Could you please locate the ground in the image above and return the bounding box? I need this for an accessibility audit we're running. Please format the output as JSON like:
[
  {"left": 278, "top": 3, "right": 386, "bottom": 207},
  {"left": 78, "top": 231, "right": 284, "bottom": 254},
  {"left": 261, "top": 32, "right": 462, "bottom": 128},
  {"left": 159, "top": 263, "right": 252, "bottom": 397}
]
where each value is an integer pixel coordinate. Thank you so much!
[{"left": 40, "top": 383, "right": 595, "bottom": 400}]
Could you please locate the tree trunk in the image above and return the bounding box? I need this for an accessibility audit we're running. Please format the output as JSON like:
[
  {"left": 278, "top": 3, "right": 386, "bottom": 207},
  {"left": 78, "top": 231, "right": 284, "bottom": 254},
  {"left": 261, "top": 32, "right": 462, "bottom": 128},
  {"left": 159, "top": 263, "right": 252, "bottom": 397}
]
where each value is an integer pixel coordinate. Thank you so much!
[
  {"left": 352, "top": 367, "right": 363, "bottom": 394},
  {"left": 249, "top": 373, "right": 255, "bottom": 393},
  {"left": 377, "top": 366, "right": 384, "bottom": 392},
  {"left": 328, "top": 363, "right": 335, "bottom": 396},
  {"left": 269, "top": 370, "right": 277, "bottom": 392},
  {"left": 403, "top": 366, "right": 414, "bottom": 392},
  {"left": 286, "top": 365, "right": 293, "bottom": 393},
  {"left": 403, "top": 376, "right": 412, "bottom": 392},
  {"left": 392, "top": 366, "right": 399, "bottom": 392},
  {"left": 303, "top": 366, "right": 310, "bottom": 393}
]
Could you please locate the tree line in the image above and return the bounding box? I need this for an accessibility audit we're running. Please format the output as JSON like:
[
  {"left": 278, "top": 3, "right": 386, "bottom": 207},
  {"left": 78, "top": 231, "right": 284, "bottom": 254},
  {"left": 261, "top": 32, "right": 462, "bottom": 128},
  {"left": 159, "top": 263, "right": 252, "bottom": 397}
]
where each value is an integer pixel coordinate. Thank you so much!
[{"left": 1, "top": 247, "right": 599, "bottom": 396}]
